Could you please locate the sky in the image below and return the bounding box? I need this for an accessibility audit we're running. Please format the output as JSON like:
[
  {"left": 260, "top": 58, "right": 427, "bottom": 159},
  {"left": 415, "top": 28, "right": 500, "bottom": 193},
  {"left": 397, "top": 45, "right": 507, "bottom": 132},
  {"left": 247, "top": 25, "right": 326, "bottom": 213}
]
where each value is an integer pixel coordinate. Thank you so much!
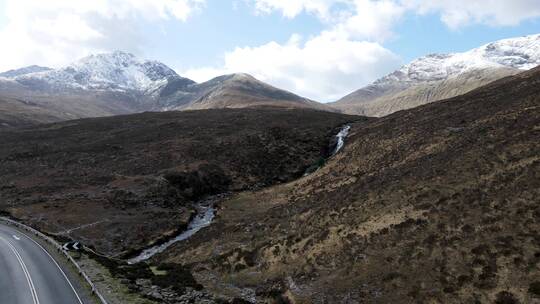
[{"left": 0, "top": 0, "right": 539, "bottom": 101}]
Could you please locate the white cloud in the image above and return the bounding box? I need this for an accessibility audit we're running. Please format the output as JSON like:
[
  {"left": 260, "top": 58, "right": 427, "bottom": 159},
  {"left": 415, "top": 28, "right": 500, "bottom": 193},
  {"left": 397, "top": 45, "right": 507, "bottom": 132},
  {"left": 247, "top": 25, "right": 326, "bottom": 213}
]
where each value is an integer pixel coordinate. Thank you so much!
[
  {"left": 331, "top": 0, "right": 405, "bottom": 41},
  {"left": 403, "top": 0, "right": 540, "bottom": 29},
  {"left": 0, "top": 0, "right": 205, "bottom": 71},
  {"left": 252, "top": 0, "right": 540, "bottom": 30},
  {"left": 251, "top": 0, "right": 344, "bottom": 20},
  {"left": 184, "top": 0, "right": 405, "bottom": 101},
  {"left": 198, "top": 0, "right": 540, "bottom": 102},
  {"left": 184, "top": 33, "right": 400, "bottom": 102}
]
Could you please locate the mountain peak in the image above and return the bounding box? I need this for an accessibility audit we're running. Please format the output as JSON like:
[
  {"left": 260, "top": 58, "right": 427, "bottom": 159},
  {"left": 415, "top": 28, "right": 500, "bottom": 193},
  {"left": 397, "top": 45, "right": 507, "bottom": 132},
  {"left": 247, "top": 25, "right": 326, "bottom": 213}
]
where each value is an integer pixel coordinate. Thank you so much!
[
  {"left": 14, "top": 50, "right": 182, "bottom": 92},
  {"left": 478, "top": 33, "right": 540, "bottom": 70},
  {"left": 76, "top": 50, "right": 138, "bottom": 67},
  {"left": 205, "top": 73, "right": 258, "bottom": 85},
  {"left": 399, "top": 33, "right": 540, "bottom": 83},
  {"left": 229, "top": 73, "right": 256, "bottom": 80},
  {"left": 353, "top": 33, "right": 540, "bottom": 91}
]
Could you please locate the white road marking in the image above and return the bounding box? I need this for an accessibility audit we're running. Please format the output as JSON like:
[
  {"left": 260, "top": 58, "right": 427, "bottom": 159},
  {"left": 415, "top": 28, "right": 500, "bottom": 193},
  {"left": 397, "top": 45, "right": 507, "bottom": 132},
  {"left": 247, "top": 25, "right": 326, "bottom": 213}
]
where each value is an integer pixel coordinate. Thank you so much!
[
  {"left": 13, "top": 235, "right": 20, "bottom": 241},
  {"left": 0, "top": 236, "right": 40, "bottom": 304},
  {"left": 19, "top": 231, "right": 84, "bottom": 304}
]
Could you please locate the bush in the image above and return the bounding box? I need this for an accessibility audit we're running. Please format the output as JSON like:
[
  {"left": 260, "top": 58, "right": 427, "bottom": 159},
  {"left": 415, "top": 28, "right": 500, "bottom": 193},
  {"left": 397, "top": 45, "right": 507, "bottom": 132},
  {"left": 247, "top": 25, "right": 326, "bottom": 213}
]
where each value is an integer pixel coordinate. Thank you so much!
[
  {"left": 164, "top": 164, "right": 231, "bottom": 201},
  {"left": 529, "top": 281, "right": 540, "bottom": 296},
  {"left": 151, "top": 263, "right": 203, "bottom": 292}
]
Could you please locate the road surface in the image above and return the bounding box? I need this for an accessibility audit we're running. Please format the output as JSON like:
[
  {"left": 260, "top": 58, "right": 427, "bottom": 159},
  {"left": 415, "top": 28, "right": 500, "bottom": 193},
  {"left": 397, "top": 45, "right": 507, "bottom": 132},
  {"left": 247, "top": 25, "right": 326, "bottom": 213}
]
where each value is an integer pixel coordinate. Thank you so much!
[{"left": 0, "top": 223, "right": 85, "bottom": 304}]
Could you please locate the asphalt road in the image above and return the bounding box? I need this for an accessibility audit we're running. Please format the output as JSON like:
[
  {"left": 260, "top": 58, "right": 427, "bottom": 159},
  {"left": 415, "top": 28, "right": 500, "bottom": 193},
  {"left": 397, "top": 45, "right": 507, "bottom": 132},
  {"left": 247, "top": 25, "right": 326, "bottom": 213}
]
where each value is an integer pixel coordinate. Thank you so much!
[{"left": 0, "top": 223, "right": 85, "bottom": 304}]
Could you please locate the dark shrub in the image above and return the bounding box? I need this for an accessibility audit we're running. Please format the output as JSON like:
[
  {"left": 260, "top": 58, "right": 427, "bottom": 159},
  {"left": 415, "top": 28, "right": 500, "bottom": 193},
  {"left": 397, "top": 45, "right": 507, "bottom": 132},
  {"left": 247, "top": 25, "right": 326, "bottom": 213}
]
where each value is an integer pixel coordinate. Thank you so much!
[
  {"left": 495, "top": 291, "right": 519, "bottom": 304},
  {"left": 152, "top": 263, "right": 203, "bottom": 292},
  {"left": 164, "top": 164, "right": 231, "bottom": 200},
  {"left": 529, "top": 281, "right": 540, "bottom": 296}
]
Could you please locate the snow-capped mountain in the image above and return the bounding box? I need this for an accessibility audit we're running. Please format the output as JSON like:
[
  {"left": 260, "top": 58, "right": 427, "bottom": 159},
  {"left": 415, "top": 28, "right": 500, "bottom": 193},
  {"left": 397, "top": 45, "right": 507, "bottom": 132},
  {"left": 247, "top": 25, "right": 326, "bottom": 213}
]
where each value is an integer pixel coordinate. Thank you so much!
[
  {"left": 386, "top": 34, "right": 540, "bottom": 84},
  {"left": 0, "top": 51, "right": 327, "bottom": 127},
  {"left": 12, "top": 51, "right": 193, "bottom": 95},
  {"left": 333, "top": 33, "right": 540, "bottom": 116},
  {"left": 2, "top": 51, "right": 320, "bottom": 110}
]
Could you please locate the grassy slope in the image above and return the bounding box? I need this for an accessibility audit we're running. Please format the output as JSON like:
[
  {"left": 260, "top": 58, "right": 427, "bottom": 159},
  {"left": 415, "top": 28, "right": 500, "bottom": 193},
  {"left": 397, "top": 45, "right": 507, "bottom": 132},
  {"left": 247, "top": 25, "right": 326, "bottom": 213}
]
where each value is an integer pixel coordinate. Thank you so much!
[
  {"left": 0, "top": 96, "right": 71, "bottom": 128},
  {"left": 159, "top": 68, "right": 540, "bottom": 303}
]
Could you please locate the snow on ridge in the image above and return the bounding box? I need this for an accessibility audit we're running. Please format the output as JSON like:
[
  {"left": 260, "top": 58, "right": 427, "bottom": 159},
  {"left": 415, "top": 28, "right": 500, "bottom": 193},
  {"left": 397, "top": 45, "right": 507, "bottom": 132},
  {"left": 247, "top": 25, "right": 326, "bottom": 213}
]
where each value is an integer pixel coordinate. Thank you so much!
[
  {"left": 479, "top": 33, "right": 540, "bottom": 70},
  {"left": 15, "top": 51, "right": 180, "bottom": 93},
  {"left": 383, "top": 33, "right": 540, "bottom": 85}
]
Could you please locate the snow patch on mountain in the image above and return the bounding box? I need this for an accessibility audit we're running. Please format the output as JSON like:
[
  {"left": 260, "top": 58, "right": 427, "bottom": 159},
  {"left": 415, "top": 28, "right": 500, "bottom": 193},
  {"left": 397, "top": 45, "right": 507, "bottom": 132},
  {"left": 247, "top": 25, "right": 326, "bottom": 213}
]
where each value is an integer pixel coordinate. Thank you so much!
[
  {"left": 0, "top": 65, "right": 52, "bottom": 79},
  {"left": 13, "top": 51, "right": 183, "bottom": 94},
  {"left": 377, "top": 34, "right": 540, "bottom": 85}
]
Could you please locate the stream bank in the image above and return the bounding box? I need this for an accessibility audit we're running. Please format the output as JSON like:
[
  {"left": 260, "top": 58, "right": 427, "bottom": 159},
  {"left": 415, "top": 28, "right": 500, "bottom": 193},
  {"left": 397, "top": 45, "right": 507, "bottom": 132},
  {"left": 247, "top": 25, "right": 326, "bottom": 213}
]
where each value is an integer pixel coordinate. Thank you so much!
[{"left": 128, "top": 125, "right": 353, "bottom": 264}]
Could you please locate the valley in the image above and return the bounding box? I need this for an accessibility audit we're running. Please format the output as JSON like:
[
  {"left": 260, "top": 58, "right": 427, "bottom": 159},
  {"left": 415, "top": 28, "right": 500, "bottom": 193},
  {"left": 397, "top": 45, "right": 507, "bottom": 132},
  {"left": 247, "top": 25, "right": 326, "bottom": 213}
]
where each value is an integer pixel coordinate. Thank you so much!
[
  {"left": 0, "top": 29, "right": 538, "bottom": 304},
  {"left": 0, "top": 108, "right": 359, "bottom": 258},
  {"left": 1, "top": 65, "right": 538, "bottom": 303}
]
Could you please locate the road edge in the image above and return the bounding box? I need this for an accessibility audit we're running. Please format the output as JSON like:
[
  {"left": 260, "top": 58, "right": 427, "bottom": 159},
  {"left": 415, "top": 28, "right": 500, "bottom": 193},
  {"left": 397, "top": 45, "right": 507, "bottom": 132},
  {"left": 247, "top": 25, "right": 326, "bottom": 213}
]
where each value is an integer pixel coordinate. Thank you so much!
[{"left": 0, "top": 216, "right": 109, "bottom": 304}]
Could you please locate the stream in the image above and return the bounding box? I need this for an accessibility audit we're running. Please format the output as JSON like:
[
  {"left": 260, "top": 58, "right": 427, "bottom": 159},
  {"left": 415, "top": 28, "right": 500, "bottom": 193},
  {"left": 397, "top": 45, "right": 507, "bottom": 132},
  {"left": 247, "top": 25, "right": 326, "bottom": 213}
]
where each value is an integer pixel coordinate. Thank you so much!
[
  {"left": 333, "top": 125, "right": 351, "bottom": 155},
  {"left": 128, "top": 125, "right": 352, "bottom": 264},
  {"left": 128, "top": 204, "right": 215, "bottom": 264}
]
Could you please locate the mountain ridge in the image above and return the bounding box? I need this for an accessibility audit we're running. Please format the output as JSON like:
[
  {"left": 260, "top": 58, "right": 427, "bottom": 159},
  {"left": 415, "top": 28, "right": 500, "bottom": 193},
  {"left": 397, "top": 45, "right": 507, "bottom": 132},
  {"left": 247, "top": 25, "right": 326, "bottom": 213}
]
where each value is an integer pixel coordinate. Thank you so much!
[
  {"left": 332, "top": 33, "right": 540, "bottom": 116},
  {"left": 10, "top": 51, "right": 191, "bottom": 94},
  {"left": 0, "top": 65, "right": 52, "bottom": 78}
]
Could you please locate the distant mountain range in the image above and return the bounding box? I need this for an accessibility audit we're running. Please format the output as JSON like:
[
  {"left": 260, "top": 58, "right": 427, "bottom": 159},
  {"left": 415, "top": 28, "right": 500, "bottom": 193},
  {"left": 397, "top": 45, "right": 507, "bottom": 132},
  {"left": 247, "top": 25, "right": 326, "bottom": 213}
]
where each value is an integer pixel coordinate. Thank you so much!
[
  {"left": 0, "top": 51, "right": 329, "bottom": 128},
  {"left": 1, "top": 33, "right": 539, "bottom": 128},
  {"left": 331, "top": 33, "right": 540, "bottom": 116}
]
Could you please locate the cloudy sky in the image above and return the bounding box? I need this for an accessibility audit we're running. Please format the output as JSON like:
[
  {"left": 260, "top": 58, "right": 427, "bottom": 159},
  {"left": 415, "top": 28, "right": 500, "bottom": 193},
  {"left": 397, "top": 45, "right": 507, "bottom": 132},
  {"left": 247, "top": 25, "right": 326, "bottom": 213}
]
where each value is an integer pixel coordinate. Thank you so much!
[{"left": 0, "top": 0, "right": 539, "bottom": 101}]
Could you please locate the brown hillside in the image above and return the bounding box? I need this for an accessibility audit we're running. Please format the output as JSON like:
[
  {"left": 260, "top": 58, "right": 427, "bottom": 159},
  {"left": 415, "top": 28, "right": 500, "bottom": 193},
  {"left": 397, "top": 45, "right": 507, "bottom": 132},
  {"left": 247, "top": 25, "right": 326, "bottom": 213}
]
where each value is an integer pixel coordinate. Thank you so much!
[
  {"left": 157, "top": 67, "right": 540, "bottom": 303},
  {"left": 0, "top": 108, "right": 359, "bottom": 257}
]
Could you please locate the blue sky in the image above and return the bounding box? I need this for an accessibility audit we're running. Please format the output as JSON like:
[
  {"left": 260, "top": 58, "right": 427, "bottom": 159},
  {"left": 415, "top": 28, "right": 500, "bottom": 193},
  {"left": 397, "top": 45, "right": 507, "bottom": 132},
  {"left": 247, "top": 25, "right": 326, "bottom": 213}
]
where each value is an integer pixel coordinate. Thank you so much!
[
  {"left": 386, "top": 13, "right": 540, "bottom": 62},
  {"left": 141, "top": 3, "right": 540, "bottom": 69},
  {"left": 143, "top": 1, "right": 326, "bottom": 71},
  {"left": 0, "top": 0, "right": 539, "bottom": 101}
]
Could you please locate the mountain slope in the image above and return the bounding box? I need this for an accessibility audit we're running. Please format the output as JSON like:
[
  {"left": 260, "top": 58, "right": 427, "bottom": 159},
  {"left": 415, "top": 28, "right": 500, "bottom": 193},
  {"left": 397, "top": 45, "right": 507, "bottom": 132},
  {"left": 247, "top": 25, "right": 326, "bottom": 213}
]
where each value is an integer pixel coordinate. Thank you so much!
[
  {"left": 0, "top": 108, "right": 358, "bottom": 257},
  {"left": 158, "top": 67, "right": 540, "bottom": 303},
  {"left": 0, "top": 75, "right": 157, "bottom": 129},
  {"left": 337, "top": 67, "right": 520, "bottom": 116},
  {"left": 181, "top": 73, "right": 332, "bottom": 111},
  {"left": 333, "top": 33, "right": 540, "bottom": 116},
  {"left": 0, "top": 96, "right": 69, "bottom": 128}
]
